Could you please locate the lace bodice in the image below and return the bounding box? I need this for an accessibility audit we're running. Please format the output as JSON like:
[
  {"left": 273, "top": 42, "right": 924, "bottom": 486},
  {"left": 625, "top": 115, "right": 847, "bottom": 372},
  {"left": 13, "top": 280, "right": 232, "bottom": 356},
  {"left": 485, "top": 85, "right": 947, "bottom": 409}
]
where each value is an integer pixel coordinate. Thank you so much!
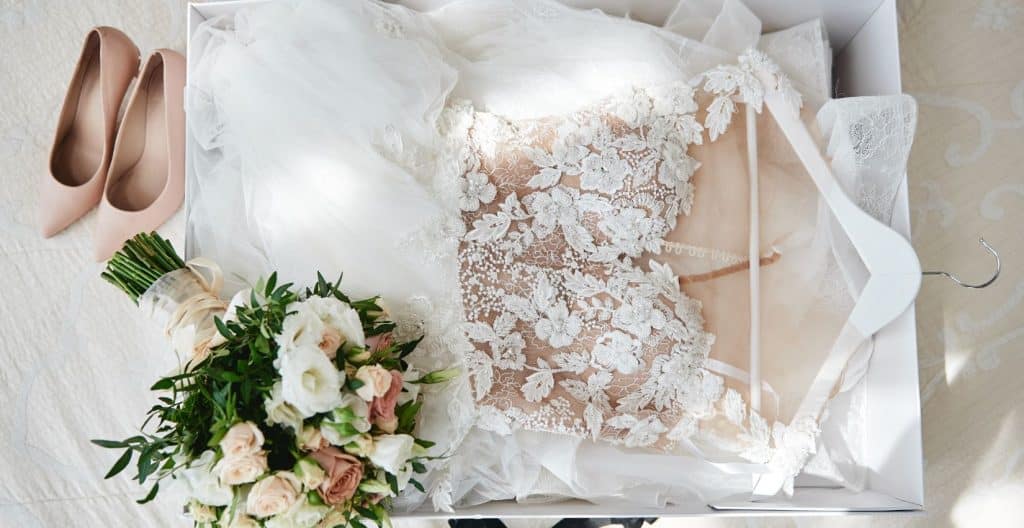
[
  {"left": 451, "top": 83, "right": 715, "bottom": 448},
  {"left": 446, "top": 51, "right": 801, "bottom": 450}
]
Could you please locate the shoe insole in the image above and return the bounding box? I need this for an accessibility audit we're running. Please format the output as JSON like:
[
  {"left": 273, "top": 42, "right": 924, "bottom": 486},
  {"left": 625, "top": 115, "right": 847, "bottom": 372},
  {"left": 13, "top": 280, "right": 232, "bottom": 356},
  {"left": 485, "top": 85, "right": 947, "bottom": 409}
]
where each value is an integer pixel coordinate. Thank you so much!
[
  {"left": 52, "top": 44, "right": 104, "bottom": 187},
  {"left": 108, "top": 67, "right": 168, "bottom": 212}
]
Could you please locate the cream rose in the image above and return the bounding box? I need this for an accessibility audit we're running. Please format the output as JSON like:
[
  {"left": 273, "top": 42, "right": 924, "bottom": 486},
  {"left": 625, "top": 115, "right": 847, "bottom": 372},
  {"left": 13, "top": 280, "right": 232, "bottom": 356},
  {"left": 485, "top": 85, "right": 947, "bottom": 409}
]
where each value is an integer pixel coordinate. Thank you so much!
[
  {"left": 279, "top": 346, "right": 344, "bottom": 417},
  {"left": 220, "top": 421, "right": 265, "bottom": 458},
  {"left": 354, "top": 365, "right": 392, "bottom": 402},
  {"left": 216, "top": 452, "right": 269, "bottom": 485},
  {"left": 246, "top": 472, "right": 302, "bottom": 519},
  {"left": 368, "top": 434, "right": 415, "bottom": 475}
]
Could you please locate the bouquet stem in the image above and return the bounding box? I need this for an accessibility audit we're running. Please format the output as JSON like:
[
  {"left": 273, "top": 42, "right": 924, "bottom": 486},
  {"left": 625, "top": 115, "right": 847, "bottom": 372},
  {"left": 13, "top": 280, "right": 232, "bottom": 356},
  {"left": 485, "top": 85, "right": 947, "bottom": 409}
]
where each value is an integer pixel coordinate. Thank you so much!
[{"left": 101, "top": 232, "right": 186, "bottom": 304}]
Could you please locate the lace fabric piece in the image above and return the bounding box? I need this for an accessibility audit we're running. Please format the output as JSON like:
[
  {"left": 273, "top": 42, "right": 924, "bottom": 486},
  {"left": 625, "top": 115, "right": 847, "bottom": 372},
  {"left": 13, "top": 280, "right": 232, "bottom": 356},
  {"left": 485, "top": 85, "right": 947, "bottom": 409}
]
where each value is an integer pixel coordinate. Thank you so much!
[{"left": 452, "top": 83, "right": 719, "bottom": 449}]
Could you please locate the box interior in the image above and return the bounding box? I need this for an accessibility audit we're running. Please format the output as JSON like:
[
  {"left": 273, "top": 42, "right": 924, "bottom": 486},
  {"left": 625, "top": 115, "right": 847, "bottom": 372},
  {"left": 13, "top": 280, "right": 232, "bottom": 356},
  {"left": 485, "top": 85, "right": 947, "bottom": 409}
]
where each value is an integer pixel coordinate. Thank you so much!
[{"left": 185, "top": 0, "right": 923, "bottom": 515}]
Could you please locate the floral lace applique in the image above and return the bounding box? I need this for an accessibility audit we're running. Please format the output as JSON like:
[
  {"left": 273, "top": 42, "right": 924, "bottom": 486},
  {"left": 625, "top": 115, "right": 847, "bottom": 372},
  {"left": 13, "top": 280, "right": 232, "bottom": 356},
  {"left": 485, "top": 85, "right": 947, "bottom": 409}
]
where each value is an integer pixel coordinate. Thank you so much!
[{"left": 441, "top": 50, "right": 815, "bottom": 470}]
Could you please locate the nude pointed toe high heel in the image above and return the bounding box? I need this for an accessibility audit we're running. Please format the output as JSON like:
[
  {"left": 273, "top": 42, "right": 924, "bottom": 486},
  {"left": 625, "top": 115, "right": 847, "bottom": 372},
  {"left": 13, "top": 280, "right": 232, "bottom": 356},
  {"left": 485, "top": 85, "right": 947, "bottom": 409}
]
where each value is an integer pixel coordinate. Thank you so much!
[
  {"left": 41, "top": 27, "right": 140, "bottom": 238},
  {"left": 94, "top": 49, "right": 186, "bottom": 261}
]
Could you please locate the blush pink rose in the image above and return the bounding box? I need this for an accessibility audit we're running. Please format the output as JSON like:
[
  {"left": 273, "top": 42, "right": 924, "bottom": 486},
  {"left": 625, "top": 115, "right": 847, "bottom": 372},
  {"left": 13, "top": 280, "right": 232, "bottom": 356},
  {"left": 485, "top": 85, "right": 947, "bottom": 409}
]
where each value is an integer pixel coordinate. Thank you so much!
[
  {"left": 369, "top": 370, "right": 403, "bottom": 433},
  {"left": 310, "top": 446, "right": 364, "bottom": 505}
]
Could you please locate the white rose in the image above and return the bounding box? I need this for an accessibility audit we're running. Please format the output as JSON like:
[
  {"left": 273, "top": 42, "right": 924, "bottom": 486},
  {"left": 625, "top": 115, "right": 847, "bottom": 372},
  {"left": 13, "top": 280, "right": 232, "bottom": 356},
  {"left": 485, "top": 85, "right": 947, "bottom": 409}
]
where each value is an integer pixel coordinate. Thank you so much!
[
  {"left": 354, "top": 365, "right": 392, "bottom": 401},
  {"left": 177, "top": 450, "right": 232, "bottom": 507},
  {"left": 294, "top": 457, "right": 326, "bottom": 490},
  {"left": 265, "top": 497, "right": 329, "bottom": 528},
  {"left": 265, "top": 382, "right": 305, "bottom": 432},
  {"left": 216, "top": 452, "right": 269, "bottom": 485},
  {"left": 368, "top": 434, "right": 415, "bottom": 475},
  {"left": 305, "top": 296, "right": 366, "bottom": 350},
  {"left": 220, "top": 421, "right": 265, "bottom": 458},
  {"left": 279, "top": 346, "right": 344, "bottom": 417},
  {"left": 247, "top": 472, "right": 302, "bottom": 519}
]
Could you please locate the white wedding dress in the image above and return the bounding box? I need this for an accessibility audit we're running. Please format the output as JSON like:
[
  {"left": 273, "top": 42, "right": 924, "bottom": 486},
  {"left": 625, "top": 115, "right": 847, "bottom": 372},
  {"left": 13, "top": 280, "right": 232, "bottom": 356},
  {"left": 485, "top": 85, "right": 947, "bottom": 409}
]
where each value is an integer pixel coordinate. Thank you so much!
[{"left": 187, "top": 0, "right": 917, "bottom": 511}]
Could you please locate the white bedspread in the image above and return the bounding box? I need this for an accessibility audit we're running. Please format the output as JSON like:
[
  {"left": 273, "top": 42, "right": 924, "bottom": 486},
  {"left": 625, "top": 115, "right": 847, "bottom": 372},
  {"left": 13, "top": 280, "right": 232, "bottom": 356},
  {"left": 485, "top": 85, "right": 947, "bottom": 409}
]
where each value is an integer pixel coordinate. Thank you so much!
[{"left": 1, "top": 0, "right": 1021, "bottom": 526}]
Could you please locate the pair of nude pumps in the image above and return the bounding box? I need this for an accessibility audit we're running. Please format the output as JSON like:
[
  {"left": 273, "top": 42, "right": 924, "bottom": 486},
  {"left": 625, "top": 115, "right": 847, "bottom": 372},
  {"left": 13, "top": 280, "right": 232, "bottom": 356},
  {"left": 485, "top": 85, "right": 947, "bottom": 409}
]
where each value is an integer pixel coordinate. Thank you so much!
[{"left": 41, "top": 27, "right": 185, "bottom": 261}]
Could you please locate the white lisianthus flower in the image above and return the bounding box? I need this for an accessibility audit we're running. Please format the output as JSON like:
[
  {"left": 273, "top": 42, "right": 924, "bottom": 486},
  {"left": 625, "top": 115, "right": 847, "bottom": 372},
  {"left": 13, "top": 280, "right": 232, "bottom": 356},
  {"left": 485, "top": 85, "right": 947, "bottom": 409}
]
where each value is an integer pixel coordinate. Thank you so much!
[
  {"left": 265, "top": 382, "right": 305, "bottom": 432},
  {"left": 278, "top": 298, "right": 366, "bottom": 360},
  {"left": 278, "top": 301, "right": 326, "bottom": 353},
  {"left": 368, "top": 434, "right": 415, "bottom": 475},
  {"left": 306, "top": 296, "right": 366, "bottom": 351},
  {"left": 279, "top": 346, "right": 344, "bottom": 417},
  {"left": 177, "top": 450, "right": 232, "bottom": 506},
  {"left": 395, "top": 462, "right": 414, "bottom": 492}
]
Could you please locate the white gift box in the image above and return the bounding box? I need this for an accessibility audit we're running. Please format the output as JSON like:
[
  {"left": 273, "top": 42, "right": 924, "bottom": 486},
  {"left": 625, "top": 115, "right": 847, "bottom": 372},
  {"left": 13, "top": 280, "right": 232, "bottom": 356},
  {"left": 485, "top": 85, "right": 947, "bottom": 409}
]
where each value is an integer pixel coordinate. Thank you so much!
[{"left": 184, "top": 0, "right": 923, "bottom": 516}]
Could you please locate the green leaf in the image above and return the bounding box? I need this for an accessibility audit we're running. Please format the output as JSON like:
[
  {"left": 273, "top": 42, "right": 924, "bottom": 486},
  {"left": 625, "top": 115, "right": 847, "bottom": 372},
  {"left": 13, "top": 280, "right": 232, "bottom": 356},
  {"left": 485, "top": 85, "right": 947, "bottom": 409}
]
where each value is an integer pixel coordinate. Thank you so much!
[
  {"left": 386, "top": 472, "right": 399, "bottom": 494},
  {"left": 411, "top": 461, "right": 427, "bottom": 474},
  {"left": 104, "top": 449, "right": 133, "bottom": 479},
  {"left": 414, "top": 438, "right": 436, "bottom": 449},
  {"left": 214, "top": 316, "right": 233, "bottom": 340},
  {"left": 91, "top": 439, "right": 127, "bottom": 449},
  {"left": 354, "top": 506, "right": 376, "bottom": 519},
  {"left": 265, "top": 272, "right": 277, "bottom": 298},
  {"left": 410, "top": 478, "right": 425, "bottom": 493},
  {"left": 347, "top": 378, "right": 365, "bottom": 391},
  {"left": 136, "top": 482, "right": 160, "bottom": 504},
  {"left": 150, "top": 378, "right": 174, "bottom": 391},
  {"left": 397, "top": 336, "right": 424, "bottom": 359}
]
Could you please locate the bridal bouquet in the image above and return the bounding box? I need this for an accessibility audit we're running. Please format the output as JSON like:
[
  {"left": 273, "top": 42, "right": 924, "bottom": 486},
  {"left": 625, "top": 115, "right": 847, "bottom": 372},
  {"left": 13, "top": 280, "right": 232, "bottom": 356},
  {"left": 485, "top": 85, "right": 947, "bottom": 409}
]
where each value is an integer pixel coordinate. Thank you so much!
[{"left": 94, "top": 233, "right": 456, "bottom": 528}]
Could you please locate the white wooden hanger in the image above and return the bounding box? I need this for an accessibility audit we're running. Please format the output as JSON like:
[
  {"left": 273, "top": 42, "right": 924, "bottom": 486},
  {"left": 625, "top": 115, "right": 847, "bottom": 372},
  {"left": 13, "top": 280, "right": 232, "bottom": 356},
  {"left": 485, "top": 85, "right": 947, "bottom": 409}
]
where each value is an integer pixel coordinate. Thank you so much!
[{"left": 749, "top": 77, "right": 922, "bottom": 497}]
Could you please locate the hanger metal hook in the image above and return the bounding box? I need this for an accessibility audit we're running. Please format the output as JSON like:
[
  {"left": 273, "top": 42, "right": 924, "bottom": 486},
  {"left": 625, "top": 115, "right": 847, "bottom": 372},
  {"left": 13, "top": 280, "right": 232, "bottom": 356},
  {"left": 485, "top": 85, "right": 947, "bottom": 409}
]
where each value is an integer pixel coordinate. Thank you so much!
[{"left": 923, "top": 237, "right": 1001, "bottom": 289}]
